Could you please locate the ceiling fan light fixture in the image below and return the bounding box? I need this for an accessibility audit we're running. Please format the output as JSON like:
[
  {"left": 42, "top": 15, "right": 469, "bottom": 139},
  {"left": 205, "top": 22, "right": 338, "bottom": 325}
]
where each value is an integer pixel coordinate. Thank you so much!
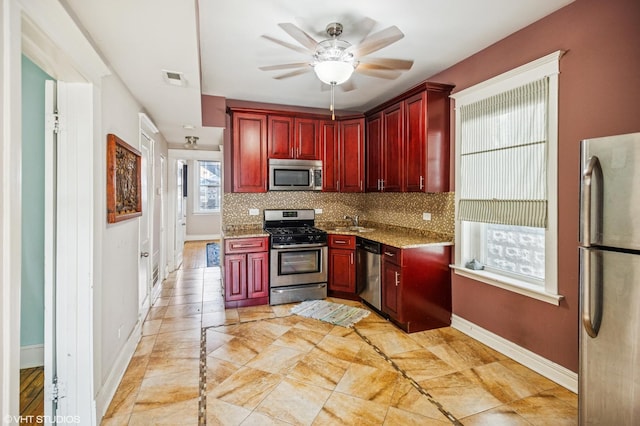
[
  {"left": 184, "top": 135, "right": 199, "bottom": 149},
  {"left": 313, "top": 60, "right": 354, "bottom": 85}
]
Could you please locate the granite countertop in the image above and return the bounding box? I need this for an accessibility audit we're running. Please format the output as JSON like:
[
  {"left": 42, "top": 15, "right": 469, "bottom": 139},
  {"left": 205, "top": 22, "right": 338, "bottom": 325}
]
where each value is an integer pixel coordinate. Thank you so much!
[
  {"left": 318, "top": 223, "right": 453, "bottom": 249},
  {"left": 222, "top": 228, "right": 269, "bottom": 239},
  {"left": 222, "top": 223, "right": 452, "bottom": 249}
]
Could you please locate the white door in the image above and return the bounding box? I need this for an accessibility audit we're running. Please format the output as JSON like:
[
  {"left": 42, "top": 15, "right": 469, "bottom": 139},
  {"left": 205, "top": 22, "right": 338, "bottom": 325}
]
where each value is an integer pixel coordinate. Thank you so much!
[
  {"left": 175, "top": 160, "right": 186, "bottom": 268},
  {"left": 139, "top": 133, "right": 154, "bottom": 314},
  {"left": 43, "top": 81, "right": 95, "bottom": 424}
]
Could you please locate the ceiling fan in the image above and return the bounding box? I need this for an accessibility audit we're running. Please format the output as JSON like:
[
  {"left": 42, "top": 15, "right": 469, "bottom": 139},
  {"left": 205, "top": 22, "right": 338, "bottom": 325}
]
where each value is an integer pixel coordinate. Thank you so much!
[{"left": 260, "top": 20, "right": 413, "bottom": 117}]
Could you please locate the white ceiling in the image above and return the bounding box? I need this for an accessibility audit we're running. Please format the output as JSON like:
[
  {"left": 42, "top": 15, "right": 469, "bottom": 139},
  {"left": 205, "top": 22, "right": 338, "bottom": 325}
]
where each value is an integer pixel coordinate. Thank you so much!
[{"left": 62, "top": 0, "right": 574, "bottom": 147}]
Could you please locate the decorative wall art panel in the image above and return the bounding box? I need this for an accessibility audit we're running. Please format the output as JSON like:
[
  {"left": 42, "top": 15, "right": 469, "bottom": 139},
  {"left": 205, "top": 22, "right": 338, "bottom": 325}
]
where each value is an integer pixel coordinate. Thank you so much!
[{"left": 107, "top": 133, "right": 142, "bottom": 223}]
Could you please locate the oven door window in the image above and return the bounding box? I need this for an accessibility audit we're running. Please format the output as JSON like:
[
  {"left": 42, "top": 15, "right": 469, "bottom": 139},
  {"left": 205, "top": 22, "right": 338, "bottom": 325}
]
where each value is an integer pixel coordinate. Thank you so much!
[
  {"left": 278, "top": 249, "right": 321, "bottom": 275},
  {"left": 273, "top": 168, "right": 311, "bottom": 187}
]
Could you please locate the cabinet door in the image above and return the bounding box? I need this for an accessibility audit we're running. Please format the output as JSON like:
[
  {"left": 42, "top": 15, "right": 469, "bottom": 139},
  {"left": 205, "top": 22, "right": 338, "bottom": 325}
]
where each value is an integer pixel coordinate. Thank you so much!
[
  {"left": 232, "top": 113, "right": 267, "bottom": 193},
  {"left": 365, "top": 113, "right": 383, "bottom": 192},
  {"left": 268, "top": 115, "right": 294, "bottom": 159},
  {"left": 425, "top": 89, "right": 450, "bottom": 192},
  {"left": 382, "top": 259, "right": 402, "bottom": 320},
  {"left": 295, "top": 118, "right": 320, "bottom": 160},
  {"left": 321, "top": 120, "right": 339, "bottom": 192},
  {"left": 329, "top": 248, "right": 356, "bottom": 293},
  {"left": 404, "top": 92, "right": 427, "bottom": 192},
  {"left": 247, "top": 251, "right": 269, "bottom": 299},
  {"left": 224, "top": 253, "right": 248, "bottom": 301},
  {"left": 382, "top": 103, "right": 404, "bottom": 192},
  {"left": 339, "top": 118, "right": 365, "bottom": 193}
]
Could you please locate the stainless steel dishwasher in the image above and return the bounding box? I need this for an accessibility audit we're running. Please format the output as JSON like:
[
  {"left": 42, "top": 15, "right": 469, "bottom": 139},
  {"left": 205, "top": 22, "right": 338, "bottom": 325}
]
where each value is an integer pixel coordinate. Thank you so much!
[{"left": 356, "top": 237, "right": 382, "bottom": 310}]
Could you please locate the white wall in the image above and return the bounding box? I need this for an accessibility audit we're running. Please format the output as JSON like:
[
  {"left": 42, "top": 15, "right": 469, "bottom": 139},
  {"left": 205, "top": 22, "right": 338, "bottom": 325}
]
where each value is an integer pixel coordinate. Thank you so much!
[
  {"left": 93, "top": 74, "right": 169, "bottom": 415},
  {"left": 94, "top": 74, "right": 142, "bottom": 386}
]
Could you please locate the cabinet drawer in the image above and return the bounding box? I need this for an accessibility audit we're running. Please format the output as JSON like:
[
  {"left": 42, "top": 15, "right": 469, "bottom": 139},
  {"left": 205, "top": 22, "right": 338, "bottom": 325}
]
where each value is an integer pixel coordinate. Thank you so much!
[
  {"left": 329, "top": 234, "right": 356, "bottom": 249},
  {"left": 224, "top": 237, "right": 269, "bottom": 254},
  {"left": 382, "top": 245, "right": 402, "bottom": 265}
]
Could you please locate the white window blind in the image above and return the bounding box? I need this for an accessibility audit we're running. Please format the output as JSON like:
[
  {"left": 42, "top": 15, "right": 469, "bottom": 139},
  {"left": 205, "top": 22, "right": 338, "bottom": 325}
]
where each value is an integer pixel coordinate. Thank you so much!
[{"left": 458, "top": 78, "right": 549, "bottom": 228}]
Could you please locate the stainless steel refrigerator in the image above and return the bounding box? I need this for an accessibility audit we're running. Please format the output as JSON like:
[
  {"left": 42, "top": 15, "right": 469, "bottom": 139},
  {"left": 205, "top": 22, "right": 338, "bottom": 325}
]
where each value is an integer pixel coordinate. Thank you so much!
[{"left": 579, "top": 132, "right": 640, "bottom": 425}]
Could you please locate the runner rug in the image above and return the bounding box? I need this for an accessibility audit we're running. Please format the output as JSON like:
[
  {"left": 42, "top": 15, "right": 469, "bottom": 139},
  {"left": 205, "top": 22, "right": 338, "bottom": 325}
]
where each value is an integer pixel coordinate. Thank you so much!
[
  {"left": 206, "top": 242, "right": 220, "bottom": 267},
  {"left": 290, "top": 299, "right": 370, "bottom": 328}
]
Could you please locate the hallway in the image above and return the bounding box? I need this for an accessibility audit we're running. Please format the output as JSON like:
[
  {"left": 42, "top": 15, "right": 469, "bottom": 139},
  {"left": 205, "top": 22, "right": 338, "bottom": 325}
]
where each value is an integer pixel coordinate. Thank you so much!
[{"left": 101, "top": 241, "right": 577, "bottom": 425}]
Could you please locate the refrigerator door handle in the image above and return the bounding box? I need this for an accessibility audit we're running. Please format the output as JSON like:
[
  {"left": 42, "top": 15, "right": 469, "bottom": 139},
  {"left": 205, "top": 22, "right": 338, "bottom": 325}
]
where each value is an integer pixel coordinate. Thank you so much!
[
  {"left": 580, "top": 248, "right": 603, "bottom": 338},
  {"left": 580, "top": 155, "right": 603, "bottom": 246}
]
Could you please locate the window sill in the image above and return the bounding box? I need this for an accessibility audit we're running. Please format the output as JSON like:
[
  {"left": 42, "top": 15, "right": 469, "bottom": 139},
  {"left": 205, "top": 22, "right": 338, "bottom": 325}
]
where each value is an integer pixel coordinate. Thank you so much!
[{"left": 450, "top": 265, "right": 564, "bottom": 306}]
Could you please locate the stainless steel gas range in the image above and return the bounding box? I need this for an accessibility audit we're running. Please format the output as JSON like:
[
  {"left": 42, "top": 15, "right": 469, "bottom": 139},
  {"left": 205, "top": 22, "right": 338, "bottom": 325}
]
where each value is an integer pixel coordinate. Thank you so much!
[{"left": 263, "top": 209, "right": 328, "bottom": 305}]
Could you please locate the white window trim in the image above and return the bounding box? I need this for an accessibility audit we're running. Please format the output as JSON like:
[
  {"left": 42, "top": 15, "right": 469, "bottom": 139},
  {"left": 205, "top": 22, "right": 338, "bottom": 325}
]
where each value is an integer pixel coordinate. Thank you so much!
[
  {"left": 451, "top": 50, "right": 564, "bottom": 305},
  {"left": 193, "top": 159, "right": 221, "bottom": 214}
]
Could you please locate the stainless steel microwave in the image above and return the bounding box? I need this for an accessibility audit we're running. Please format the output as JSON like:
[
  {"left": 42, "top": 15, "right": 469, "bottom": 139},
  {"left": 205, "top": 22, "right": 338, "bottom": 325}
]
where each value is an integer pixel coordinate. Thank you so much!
[{"left": 268, "top": 159, "right": 322, "bottom": 191}]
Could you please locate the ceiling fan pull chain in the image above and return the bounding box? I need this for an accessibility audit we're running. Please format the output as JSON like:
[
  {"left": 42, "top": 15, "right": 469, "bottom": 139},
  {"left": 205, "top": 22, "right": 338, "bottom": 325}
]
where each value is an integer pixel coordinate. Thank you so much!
[{"left": 330, "top": 83, "right": 335, "bottom": 120}]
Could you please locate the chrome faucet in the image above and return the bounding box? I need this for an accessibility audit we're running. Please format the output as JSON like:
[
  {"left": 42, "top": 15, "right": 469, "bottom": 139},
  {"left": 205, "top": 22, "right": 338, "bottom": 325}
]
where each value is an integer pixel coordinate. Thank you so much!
[{"left": 344, "top": 215, "right": 359, "bottom": 227}]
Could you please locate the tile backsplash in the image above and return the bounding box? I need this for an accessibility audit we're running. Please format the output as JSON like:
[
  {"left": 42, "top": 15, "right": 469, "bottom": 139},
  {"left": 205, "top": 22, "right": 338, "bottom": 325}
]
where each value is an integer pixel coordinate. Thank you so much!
[{"left": 223, "top": 191, "right": 454, "bottom": 237}]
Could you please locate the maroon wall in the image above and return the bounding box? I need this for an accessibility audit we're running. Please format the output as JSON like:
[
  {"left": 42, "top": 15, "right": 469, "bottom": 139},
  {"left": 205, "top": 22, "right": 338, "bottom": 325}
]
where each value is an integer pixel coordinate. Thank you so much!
[{"left": 429, "top": 0, "right": 640, "bottom": 372}]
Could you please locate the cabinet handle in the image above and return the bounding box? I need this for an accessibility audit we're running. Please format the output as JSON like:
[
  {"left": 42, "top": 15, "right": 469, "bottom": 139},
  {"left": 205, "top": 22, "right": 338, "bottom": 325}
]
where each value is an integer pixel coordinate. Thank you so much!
[
  {"left": 381, "top": 179, "right": 385, "bottom": 191},
  {"left": 395, "top": 271, "right": 400, "bottom": 286},
  {"left": 233, "top": 244, "right": 259, "bottom": 249},
  {"left": 334, "top": 240, "right": 347, "bottom": 244},
  {"left": 419, "top": 176, "right": 424, "bottom": 190},
  {"left": 384, "top": 251, "right": 395, "bottom": 257},
  {"left": 350, "top": 252, "right": 354, "bottom": 264}
]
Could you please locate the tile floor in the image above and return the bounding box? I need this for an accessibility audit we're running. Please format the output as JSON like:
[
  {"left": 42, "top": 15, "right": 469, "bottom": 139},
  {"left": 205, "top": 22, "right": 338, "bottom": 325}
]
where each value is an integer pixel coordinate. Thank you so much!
[{"left": 101, "top": 241, "right": 578, "bottom": 425}]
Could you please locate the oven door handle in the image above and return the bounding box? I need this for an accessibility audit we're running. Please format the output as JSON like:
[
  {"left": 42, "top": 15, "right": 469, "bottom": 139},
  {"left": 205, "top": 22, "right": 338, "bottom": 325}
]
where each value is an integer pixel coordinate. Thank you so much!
[
  {"left": 271, "top": 283, "right": 327, "bottom": 294},
  {"left": 272, "top": 243, "right": 327, "bottom": 249}
]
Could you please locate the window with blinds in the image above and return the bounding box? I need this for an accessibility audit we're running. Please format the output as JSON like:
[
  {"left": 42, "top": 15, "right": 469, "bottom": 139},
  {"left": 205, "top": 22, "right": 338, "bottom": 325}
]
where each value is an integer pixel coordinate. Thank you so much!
[
  {"left": 451, "top": 51, "right": 562, "bottom": 304},
  {"left": 459, "top": 78, "right": 548, "bottom": 228}
]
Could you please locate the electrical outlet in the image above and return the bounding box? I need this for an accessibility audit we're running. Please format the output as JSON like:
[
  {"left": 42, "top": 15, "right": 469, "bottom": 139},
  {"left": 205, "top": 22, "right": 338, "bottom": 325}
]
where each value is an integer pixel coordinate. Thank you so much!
[
  {"left": 248, "top": 208, "right": 259, "bottom": 216},
  {"left": 314, "top": 208, "right": 323, "bottom": 214},
  {"left": 422, "top": 212, "right": 432, "bottom": 221}
]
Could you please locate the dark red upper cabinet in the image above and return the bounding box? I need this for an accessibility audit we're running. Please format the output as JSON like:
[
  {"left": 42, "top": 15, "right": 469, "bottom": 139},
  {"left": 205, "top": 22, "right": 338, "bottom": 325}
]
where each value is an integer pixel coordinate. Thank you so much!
[
  {"left": 267, "top": 115, "right": 295, "bottom": 159},
  {"left": 294, "top": 118, "right": 321, "bottom": 160},
  {"left": 232, "top": 112, "right": 268, "bottom": 193},
  {"left": 382, "top": 102, "right": 404, "bottom": 192},
  {"left": 366, "top": 82, "right": 453, "bottom": 194},
  {"left": 339, "top": 118, "right": 365, "bottom": 193},
  {"left": 404, "top": 92, "right": 427, "bottom": 192},
  {"left": 321, "top": 119, "right": 339, "bottom": 192},
  {"left": 404, "top": 87, "right": 452, "bottom": 192},
  {"left": 365, "top": 113, "right": 383, "bottom": 192}
]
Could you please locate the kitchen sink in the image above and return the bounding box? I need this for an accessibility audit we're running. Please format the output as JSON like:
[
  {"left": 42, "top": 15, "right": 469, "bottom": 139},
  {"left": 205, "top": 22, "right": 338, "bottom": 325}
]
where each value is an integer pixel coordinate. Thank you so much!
[{"left": 331, "top": 226, "right": 375, "bottom": 233}]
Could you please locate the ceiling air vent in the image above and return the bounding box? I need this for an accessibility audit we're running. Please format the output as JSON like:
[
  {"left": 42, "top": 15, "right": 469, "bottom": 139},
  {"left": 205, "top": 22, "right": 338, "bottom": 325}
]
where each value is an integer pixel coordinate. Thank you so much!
[{"left": 162, "top": 69, "right": 187, "bottom": 87}]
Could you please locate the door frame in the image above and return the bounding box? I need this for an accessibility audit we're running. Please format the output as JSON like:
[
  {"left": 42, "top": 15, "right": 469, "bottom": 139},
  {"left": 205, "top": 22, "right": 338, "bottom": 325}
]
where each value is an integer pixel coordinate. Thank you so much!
[
  {"left": 0, "top": 0, "right": 109, "bottom": 422},
  {"left": 167, "top": 149, "right": 223, "bottom": 272},
  {"left": 138, "top": 131, "right": 154, "bottom": 315}
]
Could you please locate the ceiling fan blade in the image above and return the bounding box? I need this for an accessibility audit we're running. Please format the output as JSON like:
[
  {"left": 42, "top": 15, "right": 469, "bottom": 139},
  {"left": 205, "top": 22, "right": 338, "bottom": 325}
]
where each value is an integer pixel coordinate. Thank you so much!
[
  {"left": 278, "top": 23, "right": 319, "bottom": 51},
  {"left": 356, "top": 17, "right": 377, "bottom": 43},
  {"left": 259, "top": 62, "right": 310, "bottom": 71},
  {"left": 261, "top": 35, "right": 311, "bottom": 55},
  {"left": 355, "top": 67, "right": 401, "bottom": 80},
  {"left": 359, "top": 58, "right": 414, "bottom": 70},
  {"left": 273, "top": 68, "right": 312, "bottom": 80},
  {"left": 352, "top": 25, "right": 404, "bottom": 58}
]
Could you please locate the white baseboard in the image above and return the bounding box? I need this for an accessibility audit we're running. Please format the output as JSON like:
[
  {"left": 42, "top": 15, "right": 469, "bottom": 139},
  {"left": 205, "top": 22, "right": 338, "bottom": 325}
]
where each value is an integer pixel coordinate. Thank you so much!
[
  {"left": 185, "top": 233, "right": 220, "bottom": 242},
  {"left": 94, "top": 319, "right": 143, "bottom": 420},
  {"left": 451, "top": 315, "right": 578, "bottom": 393},
  {"left": 20, "top": 344, "right": 44, "bottom": 368}
]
